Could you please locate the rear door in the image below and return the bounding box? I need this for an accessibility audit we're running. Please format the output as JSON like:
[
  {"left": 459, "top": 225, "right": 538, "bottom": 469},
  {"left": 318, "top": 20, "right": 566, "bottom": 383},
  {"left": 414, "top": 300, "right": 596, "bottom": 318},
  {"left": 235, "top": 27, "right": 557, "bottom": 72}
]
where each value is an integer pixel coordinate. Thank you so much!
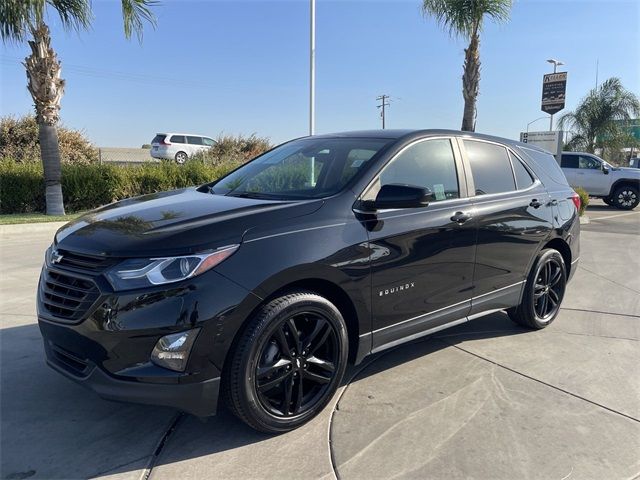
[
  {"left": 186, "top": 135, "right": 205, "bottom": 156},
  {"left": 461, "top": 139, "right": 553, "bottom": 315},
  {"left": 363, "top": 137, "right": 477, "bottom": 351}
]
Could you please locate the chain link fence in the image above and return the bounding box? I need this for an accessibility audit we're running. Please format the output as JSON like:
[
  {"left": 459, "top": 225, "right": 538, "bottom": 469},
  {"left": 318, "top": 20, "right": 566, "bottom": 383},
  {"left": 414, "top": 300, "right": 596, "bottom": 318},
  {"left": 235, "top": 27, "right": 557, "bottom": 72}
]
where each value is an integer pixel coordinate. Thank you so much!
[{"left": 98, "top": 147, "right": 158, "bottom": 165}]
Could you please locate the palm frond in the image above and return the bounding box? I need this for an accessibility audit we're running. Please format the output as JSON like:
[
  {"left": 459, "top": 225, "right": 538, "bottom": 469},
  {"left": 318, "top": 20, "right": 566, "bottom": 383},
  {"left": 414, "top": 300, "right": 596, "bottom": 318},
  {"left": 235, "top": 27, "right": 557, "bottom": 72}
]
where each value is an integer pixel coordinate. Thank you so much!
[
  {"left": 0, "top": 0, "right": 91, "bottom": 42},
  {"left": 121, "top": 0, "right": 157, "bottom": 41},
  {"left": 422, "top": 0, "right": 512, "bottom": 38}
]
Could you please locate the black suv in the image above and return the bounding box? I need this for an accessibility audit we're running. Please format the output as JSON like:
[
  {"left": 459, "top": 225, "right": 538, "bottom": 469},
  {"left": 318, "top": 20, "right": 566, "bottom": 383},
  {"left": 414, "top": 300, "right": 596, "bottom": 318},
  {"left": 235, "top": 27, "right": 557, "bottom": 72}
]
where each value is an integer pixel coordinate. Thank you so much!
[{"left": 38, "top": 130, "right": 580, "bottom": 432}]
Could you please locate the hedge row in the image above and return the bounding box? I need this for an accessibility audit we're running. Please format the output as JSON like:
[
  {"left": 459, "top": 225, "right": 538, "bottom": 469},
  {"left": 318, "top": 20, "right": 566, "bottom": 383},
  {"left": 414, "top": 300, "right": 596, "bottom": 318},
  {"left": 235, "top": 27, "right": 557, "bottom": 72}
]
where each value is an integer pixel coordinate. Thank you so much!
[{"left": 0, "top": 160, "right": 240, "bottom": 214}]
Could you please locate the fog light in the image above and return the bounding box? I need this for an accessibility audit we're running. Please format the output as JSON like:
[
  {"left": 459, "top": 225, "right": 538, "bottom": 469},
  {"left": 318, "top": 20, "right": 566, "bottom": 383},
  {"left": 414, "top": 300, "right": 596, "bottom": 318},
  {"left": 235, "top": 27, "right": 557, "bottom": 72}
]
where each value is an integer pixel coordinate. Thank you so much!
[{"left": 151, "top": 328, "right": 200, "bottom": 372}]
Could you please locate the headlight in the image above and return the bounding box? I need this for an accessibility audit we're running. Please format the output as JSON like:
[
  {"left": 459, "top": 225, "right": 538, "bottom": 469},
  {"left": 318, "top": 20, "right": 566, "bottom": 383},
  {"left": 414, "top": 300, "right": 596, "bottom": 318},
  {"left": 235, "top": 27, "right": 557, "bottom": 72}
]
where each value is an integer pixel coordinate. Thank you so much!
[
  {"left": 151, "top": 328, "right": 200, "bottom": 372},
  {"left": 105, "top": 244, "right": 238, "bottom": 291}
]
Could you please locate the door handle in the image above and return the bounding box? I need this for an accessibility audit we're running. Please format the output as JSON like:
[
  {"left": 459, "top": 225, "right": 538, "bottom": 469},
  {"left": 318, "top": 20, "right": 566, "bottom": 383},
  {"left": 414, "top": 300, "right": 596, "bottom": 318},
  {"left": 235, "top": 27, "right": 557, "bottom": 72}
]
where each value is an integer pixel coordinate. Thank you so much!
[
  {"left": 529, "top": 199, "right": 543, "bottom": 209},
  {"left": 450, "top": 211, "right": 472, "bottom": 224}
]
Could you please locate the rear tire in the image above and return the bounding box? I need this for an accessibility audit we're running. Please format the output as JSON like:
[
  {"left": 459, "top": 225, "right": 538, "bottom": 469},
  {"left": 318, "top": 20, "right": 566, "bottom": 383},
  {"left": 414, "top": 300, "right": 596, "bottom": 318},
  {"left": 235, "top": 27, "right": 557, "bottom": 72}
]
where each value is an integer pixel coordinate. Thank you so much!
[
  {"left": 223, "top": 291, "right": 348, "bottom": 433},
  {"left": 508, "top": 248, "right": 566, "bottom": 330},
  {"left": 612, "top": 185, "right": 639, "bottom": 210},
  {"left": 175, "top": 151, "right": 188, "bottom": 164}
]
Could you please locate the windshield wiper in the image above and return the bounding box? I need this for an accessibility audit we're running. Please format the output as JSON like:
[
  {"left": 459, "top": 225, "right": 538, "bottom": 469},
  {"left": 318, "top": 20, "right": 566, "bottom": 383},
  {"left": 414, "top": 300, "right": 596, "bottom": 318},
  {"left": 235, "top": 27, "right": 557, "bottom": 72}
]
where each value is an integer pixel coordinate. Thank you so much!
[{"left": 224, "top": 191, "right": 279, "bottom": 199}]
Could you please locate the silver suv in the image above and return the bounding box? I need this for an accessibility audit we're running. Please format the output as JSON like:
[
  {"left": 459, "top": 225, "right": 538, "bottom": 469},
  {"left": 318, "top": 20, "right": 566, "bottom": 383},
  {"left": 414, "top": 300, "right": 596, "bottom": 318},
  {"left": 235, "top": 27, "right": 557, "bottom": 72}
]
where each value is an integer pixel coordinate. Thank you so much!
[{"left": 560, "top": 152, "right": 640, "bottom": 210}]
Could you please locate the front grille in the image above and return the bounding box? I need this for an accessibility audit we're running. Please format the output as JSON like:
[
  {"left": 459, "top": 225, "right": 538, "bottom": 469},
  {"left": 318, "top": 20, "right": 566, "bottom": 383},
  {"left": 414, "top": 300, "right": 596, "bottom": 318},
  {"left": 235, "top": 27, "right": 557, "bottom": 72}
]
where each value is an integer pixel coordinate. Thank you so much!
[
  {"left": 40, "top": 269, "right": 100, "bottom": 322},
  {"left": 55, "top": 249, "right": 116, "bottom": 273}
]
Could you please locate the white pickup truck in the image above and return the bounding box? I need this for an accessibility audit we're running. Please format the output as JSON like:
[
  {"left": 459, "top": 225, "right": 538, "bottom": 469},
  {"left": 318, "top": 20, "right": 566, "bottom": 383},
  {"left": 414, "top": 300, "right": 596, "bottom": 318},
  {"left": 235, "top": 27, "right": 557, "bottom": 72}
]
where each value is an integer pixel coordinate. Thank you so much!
[{"left": 560, "top": 152, "right": 640, "bottom": 210}]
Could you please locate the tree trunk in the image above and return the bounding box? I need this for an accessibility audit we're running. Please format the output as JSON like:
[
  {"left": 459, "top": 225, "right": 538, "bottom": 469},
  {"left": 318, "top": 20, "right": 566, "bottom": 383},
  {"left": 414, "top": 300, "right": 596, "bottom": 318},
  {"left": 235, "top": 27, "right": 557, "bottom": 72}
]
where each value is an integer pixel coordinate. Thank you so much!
[
  {"left": 24, "top": 23, "right": 66, "bottom": 215},
  {"left": 461, "top": 31, "right": 480, "bottom": 132}
]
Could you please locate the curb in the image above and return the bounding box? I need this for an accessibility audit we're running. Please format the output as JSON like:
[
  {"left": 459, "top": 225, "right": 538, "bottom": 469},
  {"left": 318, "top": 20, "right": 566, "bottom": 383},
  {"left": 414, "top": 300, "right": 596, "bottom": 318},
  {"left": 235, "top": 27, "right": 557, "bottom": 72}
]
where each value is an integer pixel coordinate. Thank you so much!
[
  {"left": 579, "top": 215, "right": 590, "bottom": 225},
  {"left": 0, "top": 221, "right": 67, "bottom": 235}
]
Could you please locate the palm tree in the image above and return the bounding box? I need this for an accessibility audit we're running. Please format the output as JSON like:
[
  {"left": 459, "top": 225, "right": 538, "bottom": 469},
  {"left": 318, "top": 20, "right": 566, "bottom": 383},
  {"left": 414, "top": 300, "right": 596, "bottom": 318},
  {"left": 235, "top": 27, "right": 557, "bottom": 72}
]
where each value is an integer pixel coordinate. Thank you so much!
[
  {"left": 0, "top": 0, "right": 156, "bottom": 215},
  {"left": 422, "top": 0, "right": 512, "bottom": 132},
  {"left": 558, "top": 77, "right": 640, "bottom": 154}
]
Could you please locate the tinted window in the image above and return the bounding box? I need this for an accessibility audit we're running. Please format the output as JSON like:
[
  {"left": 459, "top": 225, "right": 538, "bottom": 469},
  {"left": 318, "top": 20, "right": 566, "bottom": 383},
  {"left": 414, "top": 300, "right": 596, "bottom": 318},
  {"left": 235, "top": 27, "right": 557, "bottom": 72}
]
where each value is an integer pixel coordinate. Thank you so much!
[
  {"left": 578, "top": 155, "right": 600, "bottom": 169},
  {"left": 203, "top": 137, "right": 215, "bottom": 147},
  {"left": 170, "top": 135, "right": 186, "bottom": 144},
  {"left": 561, "top": 154, "right": 579, "bottom": 168},
  {"left": 187, "top": 136, "right": 204, "bottom": 145},
  {"left": 464, "top": 140, "right": 515, "bottom": 195},
  {"left": 365, "top": 138, "right": 459, "bottom": 202},
  {"left": 519, "top": 146, "right": 567, "bottom": 185},
  {"left": 210, "top": 137, "right": 391, "bottom": 199},
  {"left": 152, "top": 134, "right": 166, "bottom": 144},
  {"left": 510, "top": 152, "right": 534, "bottom": 190}
]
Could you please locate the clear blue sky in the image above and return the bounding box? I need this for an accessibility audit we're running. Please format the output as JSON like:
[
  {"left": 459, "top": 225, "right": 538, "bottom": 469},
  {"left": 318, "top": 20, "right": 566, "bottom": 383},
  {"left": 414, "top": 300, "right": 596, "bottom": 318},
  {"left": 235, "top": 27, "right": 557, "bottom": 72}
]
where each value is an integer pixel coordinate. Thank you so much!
[{"left": 1, "top": 0, "right": 638, "bottom": 147}]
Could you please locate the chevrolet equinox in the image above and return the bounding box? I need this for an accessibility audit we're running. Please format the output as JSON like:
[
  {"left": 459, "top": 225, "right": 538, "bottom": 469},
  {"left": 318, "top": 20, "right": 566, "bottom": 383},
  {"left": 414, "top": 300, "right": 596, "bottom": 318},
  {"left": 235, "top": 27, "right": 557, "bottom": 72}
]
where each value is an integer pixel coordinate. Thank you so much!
[{"left": 38, "top": 130, "right": 580, "bottom": 433}]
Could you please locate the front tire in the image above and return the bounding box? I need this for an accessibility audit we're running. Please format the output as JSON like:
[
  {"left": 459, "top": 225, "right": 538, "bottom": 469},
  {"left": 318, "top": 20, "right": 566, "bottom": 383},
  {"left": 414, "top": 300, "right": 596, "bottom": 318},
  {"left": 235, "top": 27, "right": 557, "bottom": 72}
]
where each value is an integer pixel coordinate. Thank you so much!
[
  {"left": 223, "top": 291, "right": 348, "bottom": 433},
  {"left": 612, "top": 185, "right": 639, "bottom": 210},
  {"left": 508, "top": 249, "right": 567, "bottom": 330}
]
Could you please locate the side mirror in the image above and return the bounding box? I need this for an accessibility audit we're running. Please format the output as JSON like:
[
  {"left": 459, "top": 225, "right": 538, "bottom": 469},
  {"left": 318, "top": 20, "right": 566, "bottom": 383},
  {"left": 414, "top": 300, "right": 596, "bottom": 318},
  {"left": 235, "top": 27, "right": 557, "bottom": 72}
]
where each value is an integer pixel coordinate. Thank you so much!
[
  {"left": 372, "top": 184, "right": 433, "bottom": 210},
  {"left": 602, "top": 164, "right": 610, "bottom": 175}
]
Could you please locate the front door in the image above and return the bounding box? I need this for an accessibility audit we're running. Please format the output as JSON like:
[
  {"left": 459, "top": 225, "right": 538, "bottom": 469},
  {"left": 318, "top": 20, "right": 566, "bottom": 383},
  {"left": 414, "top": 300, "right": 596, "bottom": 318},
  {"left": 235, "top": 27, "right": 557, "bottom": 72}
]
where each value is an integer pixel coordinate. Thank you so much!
[{"left": 361, "top": 137, "right": 477, "bottom": 352}]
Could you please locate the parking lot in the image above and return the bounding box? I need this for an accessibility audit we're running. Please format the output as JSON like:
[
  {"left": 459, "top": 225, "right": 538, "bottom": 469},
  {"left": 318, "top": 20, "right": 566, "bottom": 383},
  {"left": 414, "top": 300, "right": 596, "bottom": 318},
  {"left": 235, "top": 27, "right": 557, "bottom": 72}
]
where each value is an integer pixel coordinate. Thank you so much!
[{"left": 1, "top": 199, "right": 638, "bottom": 480}]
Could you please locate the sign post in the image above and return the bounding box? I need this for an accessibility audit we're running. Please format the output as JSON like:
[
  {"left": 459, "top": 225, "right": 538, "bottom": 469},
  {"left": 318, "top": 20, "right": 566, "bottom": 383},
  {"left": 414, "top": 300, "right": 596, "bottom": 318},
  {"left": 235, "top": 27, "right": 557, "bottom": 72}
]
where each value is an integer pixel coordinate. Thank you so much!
[{"left": 541, "top": 72, "right": 568, "bottom": 131}]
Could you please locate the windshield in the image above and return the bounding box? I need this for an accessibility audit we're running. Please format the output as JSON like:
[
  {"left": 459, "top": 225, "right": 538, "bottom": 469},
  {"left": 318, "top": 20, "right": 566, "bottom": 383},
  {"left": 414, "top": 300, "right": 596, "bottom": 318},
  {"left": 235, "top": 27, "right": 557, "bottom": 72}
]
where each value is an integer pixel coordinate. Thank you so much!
[{"left": 209, "top": 137, "right": 392, "bottom": 199}]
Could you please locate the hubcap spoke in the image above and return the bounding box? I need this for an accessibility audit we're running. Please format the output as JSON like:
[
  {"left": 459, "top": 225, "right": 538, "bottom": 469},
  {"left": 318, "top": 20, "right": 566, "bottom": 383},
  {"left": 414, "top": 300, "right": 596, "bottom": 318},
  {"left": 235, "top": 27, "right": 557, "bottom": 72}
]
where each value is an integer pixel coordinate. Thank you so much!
[
  {"left": 549, "top": 267, "right": 561, "bottom": 286},
  {"left": 275, "top": 327, "right": 292, "bottom": 358},
  {"left": 306, "top": 355, "right": 335, "bottom": 373},
  {"left": 282, "top": 375, "right": 294, "bottom": 414},
  {"left": 286, "top": 318, "right": 302, "bottom": 354},
  {"left": 303, "top": 369, "right": 332, "bottom": 385},
  {"left": 293, "top": 376, "right": 304, "bottom": 414},
  {"left": 258, "top": 369, "right": 292, "bottom": 392},
  {"left": 257, "top": 358, "right": 291, "bottom": 379}
]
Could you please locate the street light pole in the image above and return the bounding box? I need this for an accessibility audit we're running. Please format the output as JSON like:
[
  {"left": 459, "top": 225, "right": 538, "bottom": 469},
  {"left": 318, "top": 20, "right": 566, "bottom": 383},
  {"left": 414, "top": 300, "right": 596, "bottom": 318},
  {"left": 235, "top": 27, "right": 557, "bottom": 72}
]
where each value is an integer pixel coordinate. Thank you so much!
[
  {"left": 309, "top": 0, "right": 315, "bottom": 136},
  {"left": 546, "top": 58, "right": 564, "bottom": 131},
  {"left": 526, "top": 116, "right": 548, "bottom": 133}
]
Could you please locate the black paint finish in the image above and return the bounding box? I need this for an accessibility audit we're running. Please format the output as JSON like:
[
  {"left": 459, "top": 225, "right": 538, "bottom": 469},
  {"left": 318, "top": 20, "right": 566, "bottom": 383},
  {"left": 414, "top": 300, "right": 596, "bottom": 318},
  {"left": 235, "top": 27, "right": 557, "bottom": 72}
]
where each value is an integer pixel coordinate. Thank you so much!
[{"left": 37, "top": 129, "right": 579, "bottom": 416}]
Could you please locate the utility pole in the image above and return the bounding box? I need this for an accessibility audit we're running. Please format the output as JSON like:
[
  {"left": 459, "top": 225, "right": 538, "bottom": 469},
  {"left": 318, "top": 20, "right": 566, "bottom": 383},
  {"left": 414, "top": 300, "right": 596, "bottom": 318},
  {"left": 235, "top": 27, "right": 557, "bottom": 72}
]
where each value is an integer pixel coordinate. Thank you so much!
[
  {"left": 309, "top": 0, "right": 316, "bottom": 136},
  {"left": 376, "top": 94, "right": 390, "bottom": 129}
]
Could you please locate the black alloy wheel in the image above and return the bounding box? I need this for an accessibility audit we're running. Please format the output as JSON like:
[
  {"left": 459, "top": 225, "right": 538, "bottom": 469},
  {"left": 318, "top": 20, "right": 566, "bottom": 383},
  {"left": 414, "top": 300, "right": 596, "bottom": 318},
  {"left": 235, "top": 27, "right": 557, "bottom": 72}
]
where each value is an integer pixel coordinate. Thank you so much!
[
  {"left": 255, "top": 312, "right": 338, "bottom": 417},
  {"left": 508, "top": 248, "right": 566, "bottom": 329},
  {"left": 532, "top": 257, "right": 564, "bottom": 321},
  {"left": 224, "top": 291, "right": 348, "bottom": 433}
]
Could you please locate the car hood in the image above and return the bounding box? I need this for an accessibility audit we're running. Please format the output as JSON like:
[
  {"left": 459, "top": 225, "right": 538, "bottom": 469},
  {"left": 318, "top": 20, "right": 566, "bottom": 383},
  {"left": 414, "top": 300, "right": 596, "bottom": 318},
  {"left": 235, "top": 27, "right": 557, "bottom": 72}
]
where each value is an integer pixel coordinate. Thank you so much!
[
  {"left": 55, "top": 188, "right": 324, "bottom": 257},
  {"left": 615, "top": 167, "right": 640, "bottom": 176}
]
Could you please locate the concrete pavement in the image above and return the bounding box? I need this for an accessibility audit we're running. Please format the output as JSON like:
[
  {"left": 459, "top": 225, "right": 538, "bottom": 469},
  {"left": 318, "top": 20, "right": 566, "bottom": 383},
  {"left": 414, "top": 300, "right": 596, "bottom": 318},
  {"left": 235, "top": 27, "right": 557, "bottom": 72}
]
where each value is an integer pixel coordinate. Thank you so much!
[{"left": 1, "top": 201, "right": 638, "bottom": 479}]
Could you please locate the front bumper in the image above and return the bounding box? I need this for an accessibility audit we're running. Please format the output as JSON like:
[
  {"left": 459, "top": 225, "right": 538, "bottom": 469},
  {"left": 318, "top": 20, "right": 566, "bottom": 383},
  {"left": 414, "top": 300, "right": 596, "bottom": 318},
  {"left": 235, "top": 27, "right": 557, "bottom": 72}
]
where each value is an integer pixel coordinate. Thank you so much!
[{"left": 44, "top": 339, "right": 220, "bottom": 416}]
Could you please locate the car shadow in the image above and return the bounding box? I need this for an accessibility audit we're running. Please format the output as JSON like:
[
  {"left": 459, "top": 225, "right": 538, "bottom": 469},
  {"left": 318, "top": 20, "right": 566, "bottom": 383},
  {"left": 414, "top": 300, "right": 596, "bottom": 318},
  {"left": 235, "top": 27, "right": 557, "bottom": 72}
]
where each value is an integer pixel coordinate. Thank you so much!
[{"left": 1, "top": 313, "right": 528, "bottom": 478}]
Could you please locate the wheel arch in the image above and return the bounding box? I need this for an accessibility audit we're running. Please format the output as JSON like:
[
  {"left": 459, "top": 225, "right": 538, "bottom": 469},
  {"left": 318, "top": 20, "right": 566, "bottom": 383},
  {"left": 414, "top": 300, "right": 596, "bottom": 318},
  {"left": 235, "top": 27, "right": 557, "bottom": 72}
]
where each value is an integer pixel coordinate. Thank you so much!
[
  {"left": 542, "top": 237, "right": 572, "bottom": 276},
  {"left": 609, "top": 178, "right": 640, "bottom": 197}
]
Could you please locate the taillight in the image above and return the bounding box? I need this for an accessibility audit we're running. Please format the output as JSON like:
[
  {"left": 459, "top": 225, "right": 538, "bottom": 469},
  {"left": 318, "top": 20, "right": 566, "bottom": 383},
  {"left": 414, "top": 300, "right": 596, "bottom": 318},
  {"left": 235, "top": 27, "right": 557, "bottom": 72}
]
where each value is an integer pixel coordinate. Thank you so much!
[{"left": 570, "top": 191, "right": 581, "bottom": 211}]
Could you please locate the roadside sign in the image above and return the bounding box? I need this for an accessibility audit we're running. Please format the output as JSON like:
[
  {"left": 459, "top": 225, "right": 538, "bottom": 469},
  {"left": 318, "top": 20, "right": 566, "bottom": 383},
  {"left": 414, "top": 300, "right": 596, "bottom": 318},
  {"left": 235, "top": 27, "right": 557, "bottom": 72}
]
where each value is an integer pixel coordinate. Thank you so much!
[
  {"left": 520, "top": 131, "right": 563, "bottom": 156},
  {"left": 541, "top": 72, "right": 567, "bottom": 115}
]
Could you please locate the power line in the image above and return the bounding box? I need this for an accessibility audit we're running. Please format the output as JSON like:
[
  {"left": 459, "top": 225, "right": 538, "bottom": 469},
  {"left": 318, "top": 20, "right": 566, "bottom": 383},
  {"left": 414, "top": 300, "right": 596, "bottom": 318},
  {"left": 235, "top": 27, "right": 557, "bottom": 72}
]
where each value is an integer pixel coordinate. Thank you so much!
[{"left": 376, "top": 94, "right": 390, "bottom": 129}]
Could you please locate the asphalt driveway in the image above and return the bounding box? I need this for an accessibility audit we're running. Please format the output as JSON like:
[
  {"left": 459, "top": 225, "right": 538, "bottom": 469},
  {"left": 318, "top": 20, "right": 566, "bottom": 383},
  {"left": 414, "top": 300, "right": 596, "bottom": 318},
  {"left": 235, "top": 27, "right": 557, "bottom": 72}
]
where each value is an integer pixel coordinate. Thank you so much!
[{"left": 1, "top": 200, "right": 638, "bottom": 479}]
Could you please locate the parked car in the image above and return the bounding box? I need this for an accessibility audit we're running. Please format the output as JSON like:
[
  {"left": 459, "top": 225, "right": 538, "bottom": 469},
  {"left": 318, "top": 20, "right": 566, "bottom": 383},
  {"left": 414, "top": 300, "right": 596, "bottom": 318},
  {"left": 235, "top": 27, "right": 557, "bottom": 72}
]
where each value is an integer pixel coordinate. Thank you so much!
[
  {"left": 560, "top": 152, "right": 640, "bottom": 209},
  {"left": 629, "top": 157, "right": 640, "bottom": 169},
  {"left": 38, "top": 130, "right": 580, "bottom": 433},
  {"left": 150, "top": 133, "right": 216, "bottom": 163}
]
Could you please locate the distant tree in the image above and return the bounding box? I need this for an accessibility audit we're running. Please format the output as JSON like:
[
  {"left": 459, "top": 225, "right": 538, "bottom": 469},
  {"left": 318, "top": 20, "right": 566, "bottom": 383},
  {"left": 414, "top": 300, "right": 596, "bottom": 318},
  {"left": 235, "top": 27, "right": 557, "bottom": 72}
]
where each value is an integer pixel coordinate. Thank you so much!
[
  {"left": 559, "top": 77, "right": 640, "bottom": 155},
  {"left": 422, "top": 0, "right": 512, "bottom": 132},
  {"left": 0, "top": 0, "right": 157, "bottom": 214}
]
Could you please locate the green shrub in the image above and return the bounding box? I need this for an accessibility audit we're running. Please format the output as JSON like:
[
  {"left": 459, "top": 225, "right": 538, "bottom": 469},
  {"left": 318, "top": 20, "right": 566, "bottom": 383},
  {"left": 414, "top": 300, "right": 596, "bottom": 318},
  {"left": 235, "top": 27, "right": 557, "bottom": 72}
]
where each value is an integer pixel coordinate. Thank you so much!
[
  {"left": 573, "top": 186, "right": 589, "bottom": 216},
  {"left": 0, "top": 115, "right": 98, "bottom": 164},
  {"left": 191, "top": 133, "right": 271, "bottom": 166},
  {"left": 0, "top": 160, "right": 238, "bottom": 214}
]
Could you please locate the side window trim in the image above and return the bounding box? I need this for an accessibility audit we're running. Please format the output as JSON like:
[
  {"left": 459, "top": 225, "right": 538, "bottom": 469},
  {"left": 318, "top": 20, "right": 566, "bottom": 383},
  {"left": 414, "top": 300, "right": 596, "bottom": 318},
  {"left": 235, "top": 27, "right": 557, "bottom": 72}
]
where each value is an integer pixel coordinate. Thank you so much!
[{"left": 356, "top": 136, "right": 469, "bottom": 203}]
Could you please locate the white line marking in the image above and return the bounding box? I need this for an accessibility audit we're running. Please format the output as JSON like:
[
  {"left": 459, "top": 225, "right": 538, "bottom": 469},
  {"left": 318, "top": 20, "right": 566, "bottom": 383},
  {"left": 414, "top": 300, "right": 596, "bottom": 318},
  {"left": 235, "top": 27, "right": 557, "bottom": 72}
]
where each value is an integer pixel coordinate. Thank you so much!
[{"left": 590, "top": 211, "right": 640, "bottom": 221}]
